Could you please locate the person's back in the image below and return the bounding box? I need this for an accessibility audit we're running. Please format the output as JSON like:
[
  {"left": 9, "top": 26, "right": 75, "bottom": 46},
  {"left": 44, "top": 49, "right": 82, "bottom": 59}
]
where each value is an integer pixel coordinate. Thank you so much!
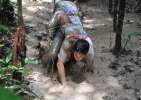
[
  {"left": 56, "top": 0, "right": 84, "bottom": 32},
  {"left": 48, "top": 0, "right": 87, "bottom": 37}
]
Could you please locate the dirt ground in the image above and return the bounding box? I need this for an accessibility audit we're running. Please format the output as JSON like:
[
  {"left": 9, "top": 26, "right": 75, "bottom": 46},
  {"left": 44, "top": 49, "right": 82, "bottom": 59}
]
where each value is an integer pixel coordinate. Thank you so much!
[{"left": 21, "top": 0, "right": 141, "bottom": 100}]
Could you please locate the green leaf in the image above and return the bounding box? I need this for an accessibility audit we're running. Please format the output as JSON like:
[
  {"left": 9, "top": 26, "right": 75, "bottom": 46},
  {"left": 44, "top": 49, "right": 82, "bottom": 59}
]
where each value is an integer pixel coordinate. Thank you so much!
[
  {"left": 25, "top": 58, "right": 39, "bottom": 64},
  {"left": 0, "top": 67, "right": 7, "bottom": 75},
  {"left": 0, "top": 87, "right": 22, "bottom": 100},
  {"left": 0, "top": 59, "right": 5, "bottom": 64},
  {"left": 18, "top": 67, "right": 31, "bottom": 76},
  {"left": 6, "top": 52, "right": 12, "bottom": 63},
  {"left": 0, "top": 25, "right": 9, "bottom": 33},
  {"left": 8, "top": 65, "right": 18, "bottom": 70},
  {"left": 127, "top": 32, "right": 138, "bottom": 37},
  {"left": 0, "top": 44, "right": 4, "bottom": 48},
  {"left": 6, "top": 48, "right": 12, "bottom": 54},
  {"left": 20, "top": 84, "right": 31, "bottom": 92},
  {"left": 8, "top": 85, "right": 21, "bottom": 90}
]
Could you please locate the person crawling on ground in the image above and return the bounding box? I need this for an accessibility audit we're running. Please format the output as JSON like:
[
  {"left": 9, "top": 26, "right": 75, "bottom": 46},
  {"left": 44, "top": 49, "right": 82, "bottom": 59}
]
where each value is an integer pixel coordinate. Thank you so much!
[
  {"left": 57, "top": 32, "right": 94, "bottom": 86},
  {"left": 47, "top": 0, "right": 95, "bottom": 86}
]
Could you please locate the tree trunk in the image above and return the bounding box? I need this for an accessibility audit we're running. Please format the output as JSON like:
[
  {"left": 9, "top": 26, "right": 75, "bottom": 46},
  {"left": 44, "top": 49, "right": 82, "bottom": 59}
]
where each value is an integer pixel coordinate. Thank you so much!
[
  {"left": 108, "top": 0, "right": 113, "bottom": 15},
  {"left": 17, "top": 0, "right": 23, "bottom": 26},
  {"left": 114, "top": 0, "right": 126, "bottom": 54},
  {"left": 13, "top": 0, "right": 26, "bottom": 65},
  {"left": 53, "top": 0, "right": 56, "bottom": 13},
  {"left": 0, "top": 0, "right": 14, "bottom": 25},
  {"left": 113, "top": 0, "right": 118, "bottom": 32}
]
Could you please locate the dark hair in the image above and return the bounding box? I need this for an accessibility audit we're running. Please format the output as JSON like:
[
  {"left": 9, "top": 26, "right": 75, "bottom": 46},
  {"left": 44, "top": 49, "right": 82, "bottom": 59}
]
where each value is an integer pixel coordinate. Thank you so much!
[{"left": 73, "top": 39, "right": 89, "bottom": 54}]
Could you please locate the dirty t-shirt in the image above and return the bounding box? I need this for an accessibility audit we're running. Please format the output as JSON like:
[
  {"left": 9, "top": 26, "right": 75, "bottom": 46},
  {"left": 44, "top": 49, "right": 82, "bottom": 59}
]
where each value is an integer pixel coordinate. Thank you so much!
[{"left": 58, "top": 36, "right": 94, "bottom": 68}]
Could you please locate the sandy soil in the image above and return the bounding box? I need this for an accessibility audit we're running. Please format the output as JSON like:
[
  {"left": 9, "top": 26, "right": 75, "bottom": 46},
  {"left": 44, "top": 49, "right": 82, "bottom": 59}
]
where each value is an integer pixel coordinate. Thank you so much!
[{"left": 22, "top": 0, "right": 141, "bottom": 100}]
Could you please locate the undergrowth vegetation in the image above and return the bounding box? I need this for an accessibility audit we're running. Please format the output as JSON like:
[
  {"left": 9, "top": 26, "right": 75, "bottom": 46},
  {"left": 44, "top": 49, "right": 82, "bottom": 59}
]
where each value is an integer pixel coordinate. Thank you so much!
[{"left": 0, "top": 25, "right": 38, "bottom": 99}]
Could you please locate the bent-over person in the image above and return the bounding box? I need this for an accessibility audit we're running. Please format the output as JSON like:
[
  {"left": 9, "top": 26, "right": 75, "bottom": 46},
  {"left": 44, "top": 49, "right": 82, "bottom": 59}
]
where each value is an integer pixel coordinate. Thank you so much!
[{"left": 57, "top": 33, "right": 94, "bottom": 86}]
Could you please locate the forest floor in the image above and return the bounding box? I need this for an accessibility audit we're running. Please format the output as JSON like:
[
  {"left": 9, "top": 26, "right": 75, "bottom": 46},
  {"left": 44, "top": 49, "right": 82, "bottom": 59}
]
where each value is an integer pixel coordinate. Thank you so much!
[{"left": 22, "top": 0, "right": 141, "bottom": 100}]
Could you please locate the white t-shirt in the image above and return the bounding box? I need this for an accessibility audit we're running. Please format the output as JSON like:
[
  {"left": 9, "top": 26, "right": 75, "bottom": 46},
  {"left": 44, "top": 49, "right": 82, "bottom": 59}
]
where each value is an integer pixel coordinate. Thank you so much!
[{"left": 58, "top": 36, "right": 95, "bottom": 66}]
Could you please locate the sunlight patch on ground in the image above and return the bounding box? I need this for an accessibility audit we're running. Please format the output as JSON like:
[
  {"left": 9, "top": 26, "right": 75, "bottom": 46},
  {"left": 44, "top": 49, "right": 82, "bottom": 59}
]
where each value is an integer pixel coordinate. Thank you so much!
[
  {"left": 22, "top": 1, "right": 26, "bottom": 6},
  {"left": 26, "top": 6, "right": 39, "bottom": 12},
  {"left": 94, "top": 23, "right": 106, "bottom": 27},
  {"left": 93, "top": 92, "right": 106, "bottom": 100},
  {"left": 83, "top": 24, "right": 95, "bottom": 29},
  {"left": 72, "top": 94, "right": 89, "bottom": 100},
  {"left": 36, "top": 6, "right": 47, "bottom": 10},
  {"left": 83, "top": 23, "right": 106, "bottom": 29},
  {"left": 84, "top": 23, "right": 105, "bottom": 29},
  {"left": 48, "top": 84, "right": 66, "bottom": 93},
  {"left": 27, "top": 71, "right": 42, "bottom": 82},
  {"left": 62, "top": 86, "right": 74, "bottom": 94},
  {"left": 45, "top": 81, "right": 95, "bottom": 100},
  {"left": 83, "top": 19, "right": 96, "bottom": 24},
  {"left": 42, "top": 0, "right": 52, "bottom": 3},
  {"left": 75, "top": 81, "right": 95, "bottom": 93},
  {"left": 22, "top": 0, "right": 52, "bottom": 6},
  {"left": 44, "top": 94, "right": 58, "bottom": 100},
  {"left": 22, "top": 0, "right": 31, "bottom": 6},
  {"left": 43, "top": 80, "right": 53, "bottom": 88}
]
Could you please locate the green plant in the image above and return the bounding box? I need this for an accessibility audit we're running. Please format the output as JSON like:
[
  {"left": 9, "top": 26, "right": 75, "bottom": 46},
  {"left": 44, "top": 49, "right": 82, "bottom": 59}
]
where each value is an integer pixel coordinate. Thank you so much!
[
  {"left": 0, "top": 50, "right": 30, "bottom": 82},
  {"left": 0, "top": 87, "right": 22, "bottom": 100},
  {"left": 0, "top": 25, "right": 9, "bottom": 33},
  {"left": 0, "top": 51, "right": 12, "bottom": 67},
  {"left": 8, "top": 80, "right": 32, "bottom": 95},
  {"left": 0, "top": 25, "right": 12, "bottom": 36},
  {"left": 25, "top": 58, "right": 40, "bottom": 65},
  {"left": 0, "top": 25, "right": 35, "bottom": 98},
  {"left": 0, "top": 48, "right": 31, "bottom": 96},
  {"left": 0, "top": 43, "right": 4, "bottom": 48},
  {"left": 123, "top": 32, "right": 138, "bottom": 50}
]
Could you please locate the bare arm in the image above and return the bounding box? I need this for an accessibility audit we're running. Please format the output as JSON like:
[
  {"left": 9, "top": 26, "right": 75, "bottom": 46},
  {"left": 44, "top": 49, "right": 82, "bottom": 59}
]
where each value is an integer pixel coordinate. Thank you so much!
[
  {"left": 57, "top": 39, "right": 71, "bottom": 85},
  {"left": 57, "top": 59, "right": 67, "bottom": 86}
]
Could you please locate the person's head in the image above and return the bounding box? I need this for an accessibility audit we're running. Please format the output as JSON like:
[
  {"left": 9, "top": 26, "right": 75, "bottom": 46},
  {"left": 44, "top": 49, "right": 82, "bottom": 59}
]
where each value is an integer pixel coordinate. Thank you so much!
[{"left": 73, "top": 39, "right": 89, "bottom": 61}]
